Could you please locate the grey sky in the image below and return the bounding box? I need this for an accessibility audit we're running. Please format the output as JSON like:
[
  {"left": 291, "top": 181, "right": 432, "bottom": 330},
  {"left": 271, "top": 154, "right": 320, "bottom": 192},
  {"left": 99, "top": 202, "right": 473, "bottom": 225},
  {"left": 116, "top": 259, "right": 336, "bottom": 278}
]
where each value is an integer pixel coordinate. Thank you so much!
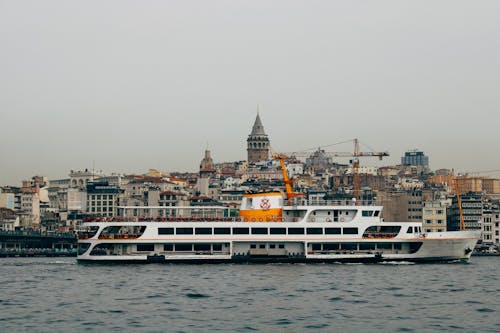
[{"left": 1, "top": 0, "right": 500, "bottom": 186}]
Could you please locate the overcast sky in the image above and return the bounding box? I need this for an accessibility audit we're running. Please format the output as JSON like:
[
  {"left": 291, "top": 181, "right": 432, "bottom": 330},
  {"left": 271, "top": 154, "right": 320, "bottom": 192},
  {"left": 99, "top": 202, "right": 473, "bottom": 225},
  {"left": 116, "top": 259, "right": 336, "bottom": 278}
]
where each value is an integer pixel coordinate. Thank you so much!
[{"left": 1, "top": 0, "right": 500, "bottom": 185}]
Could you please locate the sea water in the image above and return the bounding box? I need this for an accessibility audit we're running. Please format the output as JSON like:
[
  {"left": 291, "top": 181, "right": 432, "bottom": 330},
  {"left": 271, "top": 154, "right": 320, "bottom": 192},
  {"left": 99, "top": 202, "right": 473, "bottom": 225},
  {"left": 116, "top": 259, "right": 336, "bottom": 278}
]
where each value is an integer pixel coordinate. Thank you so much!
[{"left": 0, "top": 257, "right": 499, "bottom": 332}]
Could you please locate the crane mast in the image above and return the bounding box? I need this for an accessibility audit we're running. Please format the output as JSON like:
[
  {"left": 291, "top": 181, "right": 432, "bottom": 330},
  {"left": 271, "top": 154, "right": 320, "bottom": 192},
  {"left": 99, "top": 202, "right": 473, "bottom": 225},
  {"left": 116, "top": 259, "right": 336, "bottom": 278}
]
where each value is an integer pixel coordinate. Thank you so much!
[{"left": 273, "top": 154, "right": 303, "bottom": 201}]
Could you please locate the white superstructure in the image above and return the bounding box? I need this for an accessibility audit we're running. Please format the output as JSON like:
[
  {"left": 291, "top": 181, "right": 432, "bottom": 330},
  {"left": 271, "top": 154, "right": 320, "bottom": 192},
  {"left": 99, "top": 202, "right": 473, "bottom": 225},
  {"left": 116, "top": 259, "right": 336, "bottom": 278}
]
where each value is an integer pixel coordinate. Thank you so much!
[{"left": 77, "top": 197, "right": 480, "bottom": 263}]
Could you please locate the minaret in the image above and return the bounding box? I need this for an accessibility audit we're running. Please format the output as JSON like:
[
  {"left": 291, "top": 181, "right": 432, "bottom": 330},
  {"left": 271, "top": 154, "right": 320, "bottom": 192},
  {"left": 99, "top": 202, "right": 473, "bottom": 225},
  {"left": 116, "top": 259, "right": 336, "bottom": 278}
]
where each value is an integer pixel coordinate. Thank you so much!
[{"left": 247, "top": 113, "right": 270, "bottom": 163}]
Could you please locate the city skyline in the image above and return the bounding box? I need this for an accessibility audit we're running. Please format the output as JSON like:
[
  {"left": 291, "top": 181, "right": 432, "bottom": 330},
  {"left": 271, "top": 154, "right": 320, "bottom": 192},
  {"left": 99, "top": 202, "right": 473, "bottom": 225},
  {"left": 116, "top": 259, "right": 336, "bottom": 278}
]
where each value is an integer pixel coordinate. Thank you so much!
[{"left": 2, "top": 1, "right": 500, "bottom": 185}]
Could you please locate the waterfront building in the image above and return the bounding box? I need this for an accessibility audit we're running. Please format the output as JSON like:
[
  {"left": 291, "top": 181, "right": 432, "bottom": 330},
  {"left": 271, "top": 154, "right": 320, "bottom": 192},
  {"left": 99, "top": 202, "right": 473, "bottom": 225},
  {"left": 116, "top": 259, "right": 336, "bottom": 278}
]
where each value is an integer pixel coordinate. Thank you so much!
[
  {"left": 446, "top": 192, "right": 483, "bottom": 231},
  {"left": 481, "top": 201, "right": 500, "bottom": 245},
  {"left": 247, "top": 114, "right": 270, "bottom": 163},
  {"left": 376, "top": 189, "right": 432, "bottom": 222},
  {"left": 0, "top": 208, "right": 19, "bottom": 231},
  {"left": 0, "top": 192, "right": 15, "bottom": 210},
  {"left": 401, "top": 150, "right": 429, "bottom": 168},
  {"left": 305, "top": 149, "right": 333, "bottom": 170},
  {"left": 20, "top": 187, "right": 40, "bottom": 227},
  {"left": 86, "top": 181, "right": 120, "bottom": 217},
  {"left": 69, "top": 169, "right": 100, "bottom": 189},
  {"left": 48, "top": 178, "right": 71, "bottom": 189},
  {"left": 422, "top": 201, "right": 447, "bottom": 233},
  {"left": 346, "top": 166, "right": 378, "bottom": 176}
]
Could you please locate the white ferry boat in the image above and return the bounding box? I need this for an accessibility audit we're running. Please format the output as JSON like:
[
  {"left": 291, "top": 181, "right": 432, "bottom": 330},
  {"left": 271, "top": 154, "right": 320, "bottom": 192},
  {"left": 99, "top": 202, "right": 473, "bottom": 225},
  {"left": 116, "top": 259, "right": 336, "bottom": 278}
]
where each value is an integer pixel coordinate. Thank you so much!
[{"left": 76, "top": 192, "right": 480, "bottom": 263}]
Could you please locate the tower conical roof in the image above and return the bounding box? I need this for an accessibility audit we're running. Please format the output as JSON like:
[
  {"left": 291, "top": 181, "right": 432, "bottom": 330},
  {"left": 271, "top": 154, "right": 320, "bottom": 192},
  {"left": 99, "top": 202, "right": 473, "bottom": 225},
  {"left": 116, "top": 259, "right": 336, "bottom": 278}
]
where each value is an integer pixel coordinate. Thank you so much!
[{"left": 250, "top": 114, "right": 267, "bottom": 136}]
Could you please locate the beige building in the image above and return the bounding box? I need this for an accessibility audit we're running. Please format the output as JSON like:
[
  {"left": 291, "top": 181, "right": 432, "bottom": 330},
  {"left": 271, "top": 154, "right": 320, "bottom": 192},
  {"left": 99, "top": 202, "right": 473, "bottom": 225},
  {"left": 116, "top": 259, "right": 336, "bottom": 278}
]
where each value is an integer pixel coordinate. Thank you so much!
[
  {"left": 0, "top": 192, "right": 15, "bottom": 209},
  {"left": 429, "top": 175, "right": 500, "bottom": 194},
  {"left": 422, "top": 201, "right": 447, "bottom": 233},
  {"left": 482, "top": 203, "right": 500, "bottom": 245}
]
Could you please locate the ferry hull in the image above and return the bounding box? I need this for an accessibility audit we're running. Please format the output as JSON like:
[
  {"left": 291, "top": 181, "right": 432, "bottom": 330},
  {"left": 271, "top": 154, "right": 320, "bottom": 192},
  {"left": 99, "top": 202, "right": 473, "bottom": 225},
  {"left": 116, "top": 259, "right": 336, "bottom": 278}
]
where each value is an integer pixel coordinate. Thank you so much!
[{"left": 77, "top": 233, "right": 478, "bottom": 264}]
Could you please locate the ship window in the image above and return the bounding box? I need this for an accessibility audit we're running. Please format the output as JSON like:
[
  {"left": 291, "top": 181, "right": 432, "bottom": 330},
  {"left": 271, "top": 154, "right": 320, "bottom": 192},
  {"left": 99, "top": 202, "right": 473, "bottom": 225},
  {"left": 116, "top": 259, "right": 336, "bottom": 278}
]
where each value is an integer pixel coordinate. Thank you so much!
[
  {"left": 250, "top": 244, "right": 256, "bottom": 249},
  {"left": 288, "top": 228, "right": 304, "bottom": 235},
  {"left": 394, "top": 243, "right": 402, "bottom": 250},
  {"left": 137, "top": 244, "right": 154, "bottom": 252},
  {"left": 409, "top": 242, "right": 423, "bottom": 253},
  {"left": 77, "top": 243, "right": 91, "bottom": 255},
  {"left": 269, "top": 244, "right": 276, "bottom": 249},
  {"left": 270, "top": 228, "right": 286, "bottom": 235},
  {"left": 214, "top": 228, "right": 231, "bottom": 235},
  {"left": 307, "top": 228, "right": 323, "bottom": 235},
  {"left": 252, "top": 228, "right": 268, "bottom": 235},
  {"left": 362, "top": 211, "right": 372, "bottom": 217},
  {"left": 359, "top": 243, "right": 375, "bottom": 251},
  {"left": 158, "top": 228, "right": 174, "bottom": 235},
  {"left": 342, "top": 243, "right": 357, "bottom": 251},
  {"left": 374, "top": 211, "right": 380, "bottom": 217},
  {"left": 176, "top": 228, "right": 193, "bottom": 235},
  {"left": 323, "top": 243, "right": 339, "bottom": 250},
  {"left": 377, "top": 243, "right": 392, "bottom": 250},
  {"left": 164, "top": 244, "right": 173, "bottom": 251},
  {"left": 259, "top": 244, "right": 266, "bottom": 249},
  {"left": 195, "top": 228, "right": 212, "bottom": 235},
  {"left": 175, "top": 244, "right": 192, "bottom": 251},
  {"left": 213, "top": 243, "right": 223, "bottom": 251},
  {"left": 278, "top": 244, "right": 285, "bottom": 249},
  {"left": 311, "top": 243, "right": 321, "bottom": 251},
  {"left": 343, "top": 228, "right": 358, "bottom": 235},
  {"left": 406, "top": 227, "right": 413, "bottom": 233},
  {"left": 194, "top": 244, "right": 211, "bottom": 251},
  {"left": 233, "top": 228, "right": 249, "bottom": 235},
  {"left": 325, "top": 228, "right": 341, "bottom": 235}
]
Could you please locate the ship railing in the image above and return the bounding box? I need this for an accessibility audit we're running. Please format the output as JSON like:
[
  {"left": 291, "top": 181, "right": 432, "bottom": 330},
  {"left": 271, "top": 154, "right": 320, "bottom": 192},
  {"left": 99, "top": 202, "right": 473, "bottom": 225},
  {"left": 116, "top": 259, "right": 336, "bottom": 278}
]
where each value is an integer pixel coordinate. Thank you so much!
[
  {"left": 81, "top": 216, "right": 304, "bottom": 223},
  {"left": 83, "top": 217, "right": 247, "bottom": 223},
  {"left": 286, "top": 199, "right": 376, "bottom": 207},
  {"left": 362, "top": 232, "right": 398, "bottom": 239}
]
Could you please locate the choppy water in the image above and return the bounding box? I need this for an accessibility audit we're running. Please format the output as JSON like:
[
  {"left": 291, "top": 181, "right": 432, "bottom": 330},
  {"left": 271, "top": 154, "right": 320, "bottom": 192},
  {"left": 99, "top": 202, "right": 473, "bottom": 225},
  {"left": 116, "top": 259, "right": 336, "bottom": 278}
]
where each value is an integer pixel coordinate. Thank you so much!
[{"left": 0, "top": 257, "right": 499, "bottom": 332}]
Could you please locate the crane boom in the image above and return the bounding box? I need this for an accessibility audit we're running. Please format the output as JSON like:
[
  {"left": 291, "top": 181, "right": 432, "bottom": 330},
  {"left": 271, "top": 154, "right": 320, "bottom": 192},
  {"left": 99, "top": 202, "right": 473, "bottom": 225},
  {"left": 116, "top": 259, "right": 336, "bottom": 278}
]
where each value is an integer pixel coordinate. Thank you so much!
[
  {"left": 272, "top": 154, "right": 303, "bottom": 201},
  {"left": 282, "top": 138, "right": 389, "bottom": 200}
]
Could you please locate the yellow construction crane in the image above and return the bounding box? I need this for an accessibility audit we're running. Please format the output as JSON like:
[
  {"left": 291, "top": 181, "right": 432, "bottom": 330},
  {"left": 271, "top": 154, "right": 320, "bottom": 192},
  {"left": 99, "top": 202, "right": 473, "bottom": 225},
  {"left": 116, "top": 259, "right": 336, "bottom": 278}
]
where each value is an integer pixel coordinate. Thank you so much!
[
  {"left": 272, "top": 154, "right": 304, "bottom": 201},
  {"left": 283, "top": 138, "right": 389, "bottom": 200}
]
